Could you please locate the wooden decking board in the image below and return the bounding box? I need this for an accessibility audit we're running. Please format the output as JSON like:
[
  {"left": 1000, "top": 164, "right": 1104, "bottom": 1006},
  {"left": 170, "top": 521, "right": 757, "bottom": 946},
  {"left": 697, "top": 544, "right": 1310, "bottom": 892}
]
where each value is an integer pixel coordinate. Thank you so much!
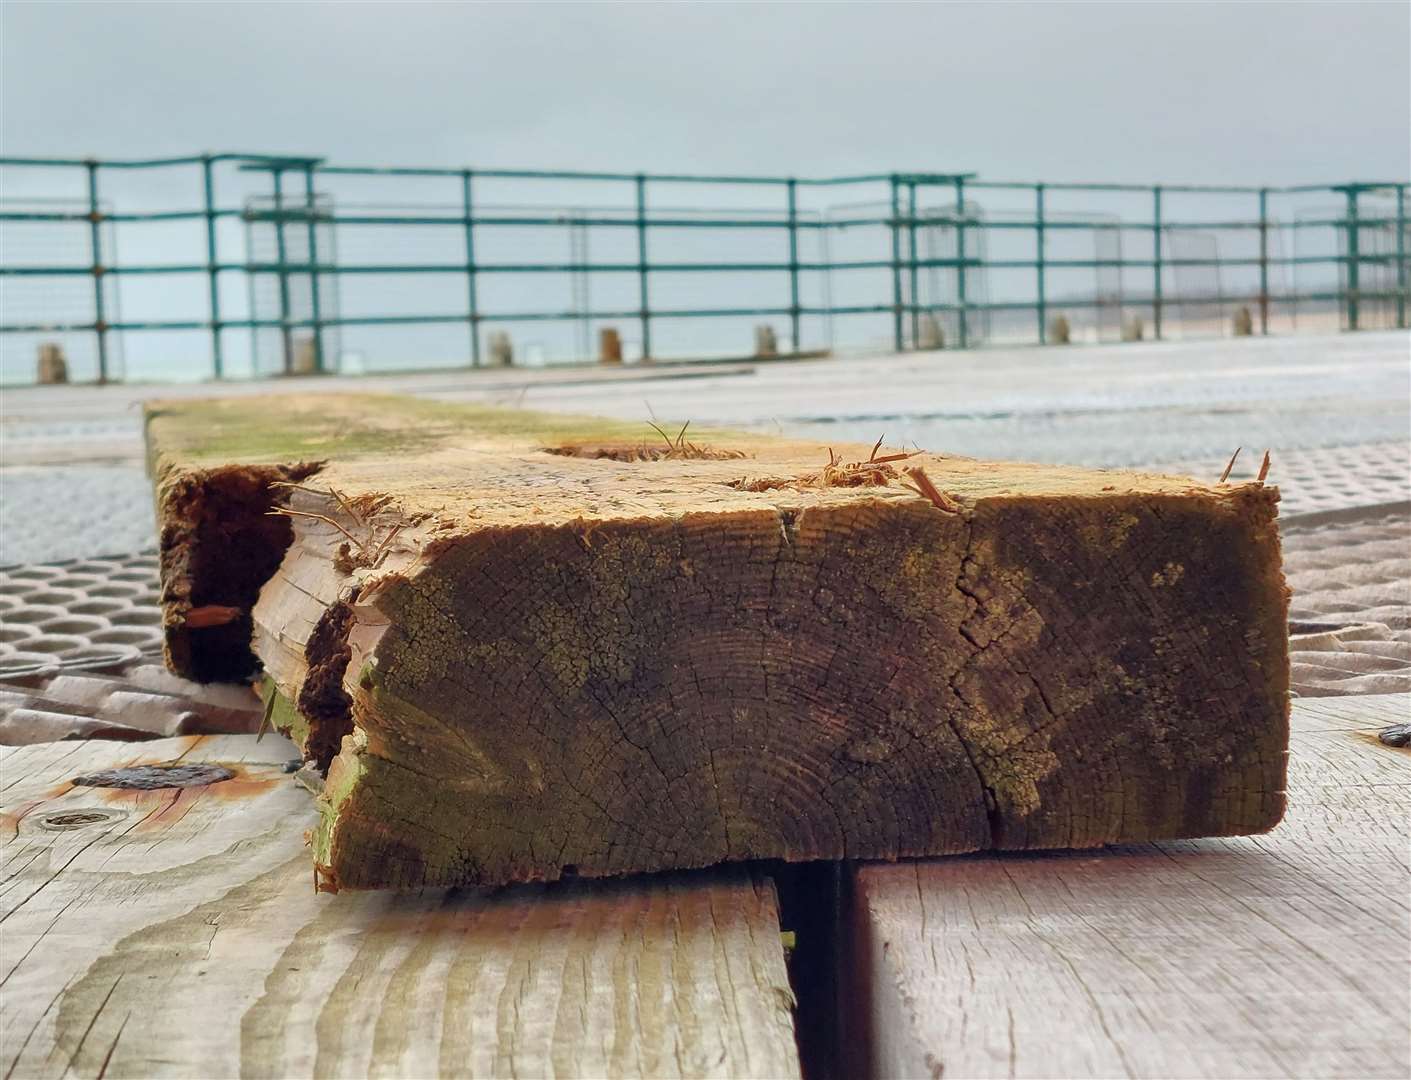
[
  {"left": 846, "top": 693, "right": 1411, "bottom": 1080},
  {"left": 1, "top": 707, "right": 1402, "bottom": 1079},
  {"left": 0, "top": 735, "right": 801, "bottom": 1080}
]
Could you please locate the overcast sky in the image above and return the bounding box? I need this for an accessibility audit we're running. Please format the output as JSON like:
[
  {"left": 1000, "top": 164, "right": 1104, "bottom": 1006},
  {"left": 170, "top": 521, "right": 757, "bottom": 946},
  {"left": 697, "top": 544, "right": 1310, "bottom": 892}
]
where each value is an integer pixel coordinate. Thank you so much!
[{"left": 3, "top": 1, "right": 1408, "bottom": 186}]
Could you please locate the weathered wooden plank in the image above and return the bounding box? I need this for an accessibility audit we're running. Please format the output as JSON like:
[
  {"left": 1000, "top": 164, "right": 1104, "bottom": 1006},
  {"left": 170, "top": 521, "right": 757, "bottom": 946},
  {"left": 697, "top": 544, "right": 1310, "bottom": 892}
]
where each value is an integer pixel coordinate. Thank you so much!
[
  {"left": 0, "top": 736, "right": 800, "bottom": 1080},
  {"left": 846, "top": 693, "right": 1411, "bottom": 1080},
  {"left": 146, "top": 393, "right": 1290, "bottom": 890}
]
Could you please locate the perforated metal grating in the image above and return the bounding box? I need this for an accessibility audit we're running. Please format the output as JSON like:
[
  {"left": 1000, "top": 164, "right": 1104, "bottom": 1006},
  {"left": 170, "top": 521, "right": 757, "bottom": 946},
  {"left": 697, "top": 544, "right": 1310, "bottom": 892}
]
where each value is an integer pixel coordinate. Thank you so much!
[
  {"left": 1157, "top": 440, "right": 1410, "bottom": 518},
  {"left": 0, "top": 553, "right": 163, "bottom": 679}
]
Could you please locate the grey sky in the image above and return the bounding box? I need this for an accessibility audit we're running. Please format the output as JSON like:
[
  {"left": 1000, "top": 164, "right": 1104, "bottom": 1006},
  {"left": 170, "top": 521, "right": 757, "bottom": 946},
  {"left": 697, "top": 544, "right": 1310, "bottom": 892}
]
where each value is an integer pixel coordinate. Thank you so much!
[{"left": 3, "top": 1, "right": 1408, "bottom": 185}]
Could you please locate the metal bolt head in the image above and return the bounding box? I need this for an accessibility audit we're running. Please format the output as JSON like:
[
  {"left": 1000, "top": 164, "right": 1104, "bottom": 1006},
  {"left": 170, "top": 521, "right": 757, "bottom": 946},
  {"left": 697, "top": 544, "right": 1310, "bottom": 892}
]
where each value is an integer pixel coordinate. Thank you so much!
[
  {"left": 72, "top": 763, "right": 236, "bottom": 790},
  {"left": 1379, "top": 723, "right": 1410, "bottom": 749}
]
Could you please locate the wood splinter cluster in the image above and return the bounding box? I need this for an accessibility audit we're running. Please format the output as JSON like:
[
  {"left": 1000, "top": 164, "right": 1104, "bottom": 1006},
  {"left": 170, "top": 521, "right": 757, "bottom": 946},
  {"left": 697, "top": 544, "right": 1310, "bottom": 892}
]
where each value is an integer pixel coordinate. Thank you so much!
[{"left": 147, "top": 393, "right": 1290, "bottom": 891}]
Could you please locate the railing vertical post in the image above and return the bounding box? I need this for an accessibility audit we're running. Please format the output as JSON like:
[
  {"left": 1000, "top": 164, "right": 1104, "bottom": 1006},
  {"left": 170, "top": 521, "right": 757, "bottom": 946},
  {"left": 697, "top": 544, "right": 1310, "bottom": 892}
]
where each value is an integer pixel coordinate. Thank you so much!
[
  {"left": 1396, "top": 184, "right": 1407, "bottom": 330},
  {"left": 635, "top": 174, "right": 651, "bottom": 360},
  {"left": 201, "top": 155, "right": 224, "bottom": 379},
  {"left": 786, "top": 178, "right": 800, "bottom": 354},
  {"left": 1345, "top": 186, "right": 1361, "bottom": 331},
  {"left": 302, "top": 162, "right": 325, "bottom": 373},
  {"left": 272, "top": 168, "right": 294, "bottom": 374},
  {"left": 85, "top": 160, "right": 109, "bottom": 383},
  {"left": 1258, "top": 187, "right": 1270, "bottom": 335},
  {"left": 461, "top": 169, "right": 481, "bottom": 367},
  {"left": 889, "top": 174, "right": 904, "bottom": 351},
  {"left": 1152, "top": 185, "right": 1164, "bottom": 340},
  {"left": 1035, "top": 183, "right": 1047, "bottom": 344},
  {"left": 820, "top": 210, "right": 837, "bottom": 352},
  {"left": 907, "top": 181, "right": 920, "bottom": 348},
  {"left": 954, "top": 175, "right": 968, "bottom": 350}
]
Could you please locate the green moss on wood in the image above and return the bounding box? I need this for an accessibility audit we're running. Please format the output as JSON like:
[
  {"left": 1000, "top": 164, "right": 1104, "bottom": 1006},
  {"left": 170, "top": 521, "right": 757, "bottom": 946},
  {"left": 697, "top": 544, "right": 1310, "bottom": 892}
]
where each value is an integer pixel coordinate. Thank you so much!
[
  {"left": 145, "top": 393, "right": 747, "bottom": 468},
  {"left": 260, "top": 675, "right": 312, "bottom": 755}
]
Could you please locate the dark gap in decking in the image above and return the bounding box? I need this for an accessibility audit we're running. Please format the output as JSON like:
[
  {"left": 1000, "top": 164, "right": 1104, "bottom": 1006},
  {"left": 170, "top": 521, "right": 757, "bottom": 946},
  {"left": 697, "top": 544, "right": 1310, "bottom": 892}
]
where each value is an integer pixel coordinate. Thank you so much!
[{"left": 769, "top": 860, "right": 846, "bottom": 1080}]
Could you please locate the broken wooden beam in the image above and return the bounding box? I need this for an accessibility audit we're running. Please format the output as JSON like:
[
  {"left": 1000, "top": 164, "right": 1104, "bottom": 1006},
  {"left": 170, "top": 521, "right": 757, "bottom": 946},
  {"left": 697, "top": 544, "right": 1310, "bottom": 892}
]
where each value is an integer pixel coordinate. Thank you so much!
[
  {"left": 0, "top": 734, "right": 801, "bottom": 1080},
  {"left": 843, "top": 694, "right": 1410, "bottom": 1080},
  {"left": 145, "top": 393, "right": 1290, "bottom": 890}
]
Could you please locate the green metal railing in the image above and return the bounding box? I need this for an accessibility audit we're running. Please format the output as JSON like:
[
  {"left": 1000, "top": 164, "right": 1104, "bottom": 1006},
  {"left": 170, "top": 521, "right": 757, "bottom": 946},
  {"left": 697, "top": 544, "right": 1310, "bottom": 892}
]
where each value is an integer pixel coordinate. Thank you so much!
[{"left": 0, "top": 153, "right": 1406, "bottom": 383}]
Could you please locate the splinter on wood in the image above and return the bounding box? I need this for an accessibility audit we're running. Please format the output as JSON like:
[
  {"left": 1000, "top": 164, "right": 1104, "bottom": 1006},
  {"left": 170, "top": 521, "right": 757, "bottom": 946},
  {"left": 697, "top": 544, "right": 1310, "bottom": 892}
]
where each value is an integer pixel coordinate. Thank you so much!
[
  {"left": 266, "top": 506, "right": 366, "bottom": 550},
  {"left": 1220, "top": 446, "right": 1242, "bottom": 483},
  {"left": 903, "top": 466, "right": 963, "bottom": 513}
]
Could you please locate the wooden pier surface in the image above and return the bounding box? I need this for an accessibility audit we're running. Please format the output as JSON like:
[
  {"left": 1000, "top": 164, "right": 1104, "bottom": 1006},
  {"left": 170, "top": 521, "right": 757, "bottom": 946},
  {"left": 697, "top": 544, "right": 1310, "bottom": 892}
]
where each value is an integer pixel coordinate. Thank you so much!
[
  {"left": 1, "top": 694, "right": 1405, "bottom": 1078},
  {"left": 0, "top": 736, "right": 799, "bottom": 1080},
  {"left": 846, "top": 693, "right": 1410, "bottom": 1080}
]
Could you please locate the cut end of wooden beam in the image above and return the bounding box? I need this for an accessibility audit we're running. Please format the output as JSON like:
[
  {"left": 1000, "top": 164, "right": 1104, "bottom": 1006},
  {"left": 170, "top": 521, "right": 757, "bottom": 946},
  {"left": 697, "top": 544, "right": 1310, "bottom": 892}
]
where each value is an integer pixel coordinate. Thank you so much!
[{"left": 146, "top": 393, "right": 1291, "bottom": 890}]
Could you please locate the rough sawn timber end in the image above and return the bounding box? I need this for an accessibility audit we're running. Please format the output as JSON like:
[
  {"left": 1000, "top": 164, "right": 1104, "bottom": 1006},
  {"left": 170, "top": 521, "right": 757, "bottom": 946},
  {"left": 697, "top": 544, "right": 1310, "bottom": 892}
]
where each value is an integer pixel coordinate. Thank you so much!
[{"left": 145, "top": 392, "right": 1291, "bottom": 890}]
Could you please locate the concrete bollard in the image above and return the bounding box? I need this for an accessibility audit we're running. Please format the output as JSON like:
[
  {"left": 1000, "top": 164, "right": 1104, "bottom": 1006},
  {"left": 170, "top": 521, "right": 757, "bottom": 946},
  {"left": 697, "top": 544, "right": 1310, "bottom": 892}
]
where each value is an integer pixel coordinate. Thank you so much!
[
  {"left": 917, "top": 313, "right": 944, "bottom": 350},
  {"left": 36, "top": 343, "right": 68, "bottom": 384},
  {"left": 1233, "top": 306, "right": 1253, "bottom": 336},
  {"left": 291, "top": 334, "right": 319, "bottom": 375},
  {"left": 599, "top": 327, "right": 623, "bottom": 364},
  {"left": 1049, "top": 315, "right": 1071, "bottom": 344},
  {"left": 753, "top": 324, "right": 778, "bottom": 359},
  {"left": 487, "top": 330, "right": 514, "bottom": 367},
  {"left": 1122, "top": 316, "right": 1144, "bottom": 342}
]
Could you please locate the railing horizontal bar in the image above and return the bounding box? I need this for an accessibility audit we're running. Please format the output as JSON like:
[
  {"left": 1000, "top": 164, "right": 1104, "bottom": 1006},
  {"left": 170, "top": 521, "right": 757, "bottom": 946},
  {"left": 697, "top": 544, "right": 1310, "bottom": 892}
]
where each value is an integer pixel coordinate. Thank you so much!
[
  {"left": 0, "top": 319, "right": 215, "bottom": 332},
  {"left": 972, "top": 180, "right": 1409, "bottom": 195},
  {"left": 0, "top": 266, "right": 95, "bottom": 275},
  {"left": 238, "top": 210, "right": 826, "bottom": 229},
  {"left": 0, "top": 208, "right": 244, "bottom": 223},
  {"left": 0, "top": 210, "right": 93, "bottom": 222},
  {"left": 35, "top": 253, "right": 1390, "bottom": 277},
  {"left": 898, "top": 290, "right": 1406, "bottom": 313},
  {"left": 237, "top": 258, "right": 968, "bottom": 274},
  {"left": 275, "top": 165, "right": 895, "bottom": 186},
  {"left": 0, "top": 153, "right": 316, "bottom": 169},
  {"left": 106, "top": 209, "right": 245, "bottom": 222},
  {"left": 576, "top": 173, "right": 789, "bottom": 186},
  {"left": 968, "top": 181, "right": 1260, "bottom": 194},
  {"left": 316, "top": 166, "right": 649, "bottom": 182},
  {"left": 0, "top": 264, "right": 208, "bottom": 275},
  {"left": 13, "top": 205, "right": 1395, "bottom": 233},
  {"left": 309, "top": 165, "right": 866, "bottom": 186},
  {"left": 12, "top": 253, "right": 1382, "bottom": 278},
  {"left": 1283, "top": 180, "right": 1409, "bottom": 194},
  {"left": 796, "top": 174, "right": 896, "bottom": 187},
  {"left": 979, "top": 255, "right": 1373, "bottom": 270}
]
